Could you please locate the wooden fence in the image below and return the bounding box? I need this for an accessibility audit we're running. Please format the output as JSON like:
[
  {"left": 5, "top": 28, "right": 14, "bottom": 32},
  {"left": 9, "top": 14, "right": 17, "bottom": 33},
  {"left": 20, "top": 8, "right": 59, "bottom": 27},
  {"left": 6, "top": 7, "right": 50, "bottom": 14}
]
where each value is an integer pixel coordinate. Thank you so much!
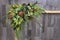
[{"left": 0, "top": 0, "right": 60, "bottom": 40}]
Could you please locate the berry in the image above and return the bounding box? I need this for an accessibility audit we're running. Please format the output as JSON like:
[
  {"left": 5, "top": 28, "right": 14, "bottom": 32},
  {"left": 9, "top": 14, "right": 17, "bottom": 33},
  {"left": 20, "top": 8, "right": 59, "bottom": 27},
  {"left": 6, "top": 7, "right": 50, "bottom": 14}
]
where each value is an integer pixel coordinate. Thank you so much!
[{"left": 18, "top": 11, "right": 24, "bottom": 17}]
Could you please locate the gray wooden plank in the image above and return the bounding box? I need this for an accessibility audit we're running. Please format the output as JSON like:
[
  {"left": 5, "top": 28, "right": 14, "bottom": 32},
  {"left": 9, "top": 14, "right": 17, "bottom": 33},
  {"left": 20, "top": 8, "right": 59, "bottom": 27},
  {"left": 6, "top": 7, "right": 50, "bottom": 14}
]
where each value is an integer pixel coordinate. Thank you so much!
[
  {"left": 1, "top": 5, "right": 6, "bottom": 27},
  {"left": 0, "top": 0, "right": 3, "bottom": 40},
  {"left": 31, "top": 19, "right": 36, "bottom": 40},
  {"left": 54, "top": 15, "right": 60, "bottom": 40},
  {"left": 1, "top": 0, "right": 60, "bottom": 40},
  {"left": 6, "top": 24, "right": 15, "bottom": 40},
  {"left": 46, "top": 27, "right": 54, "bottom": 40},
  {"left": 2, "top": 27, "right": 7, "bottom": 40},
  {"left": 0, "top": 25, "right": 2, "bottom": 40}
]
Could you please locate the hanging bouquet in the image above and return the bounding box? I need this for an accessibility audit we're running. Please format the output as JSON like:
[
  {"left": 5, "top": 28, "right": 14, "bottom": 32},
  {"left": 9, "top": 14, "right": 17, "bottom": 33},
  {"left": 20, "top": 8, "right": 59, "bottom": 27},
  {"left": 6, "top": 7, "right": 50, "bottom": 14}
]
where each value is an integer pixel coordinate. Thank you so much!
[{"left": 7, "top": 1, "right": 44, "bottom": 40}]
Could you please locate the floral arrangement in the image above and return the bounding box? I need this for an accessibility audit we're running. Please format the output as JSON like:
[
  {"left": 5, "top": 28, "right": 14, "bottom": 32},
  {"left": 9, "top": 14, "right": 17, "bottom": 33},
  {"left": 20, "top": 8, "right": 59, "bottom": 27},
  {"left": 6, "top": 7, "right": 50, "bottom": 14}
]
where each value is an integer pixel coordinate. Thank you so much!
[{"left": 7, "top": 1, "right": 44, "bottom": 40}]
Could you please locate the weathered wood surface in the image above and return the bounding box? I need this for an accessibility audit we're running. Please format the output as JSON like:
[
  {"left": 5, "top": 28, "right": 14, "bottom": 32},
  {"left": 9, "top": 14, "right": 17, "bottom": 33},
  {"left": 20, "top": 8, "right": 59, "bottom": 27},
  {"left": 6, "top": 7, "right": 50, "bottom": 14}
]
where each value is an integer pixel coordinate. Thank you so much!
[
  {"left": 42, "top": 14, "right": 60, "bottom": 40},
  {"left": 0, "top": 0, "right": 60, "bottom": 40}
]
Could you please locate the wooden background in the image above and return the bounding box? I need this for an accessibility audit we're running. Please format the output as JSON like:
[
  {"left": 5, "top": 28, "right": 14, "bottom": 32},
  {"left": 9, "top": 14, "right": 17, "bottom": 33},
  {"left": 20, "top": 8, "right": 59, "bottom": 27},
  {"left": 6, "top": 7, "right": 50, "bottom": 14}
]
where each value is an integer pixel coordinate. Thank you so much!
[{"left": 0, "top": 0, "right": 60, "bottom": 40}]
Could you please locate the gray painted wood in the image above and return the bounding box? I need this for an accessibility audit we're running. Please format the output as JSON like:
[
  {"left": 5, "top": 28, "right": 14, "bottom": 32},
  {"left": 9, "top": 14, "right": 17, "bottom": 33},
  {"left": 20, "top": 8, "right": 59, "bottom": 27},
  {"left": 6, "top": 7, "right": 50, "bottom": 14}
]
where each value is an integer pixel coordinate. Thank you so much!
[
  {"left": 1, "top": 0, "right": 60, "bottom": 40},
  {"left": 42, "top": 14, "right": 60, "bottom": 40},
  {"left": 2, "top": 27, "right": 7, "bottom": 40},
  {"left": 53, "top": 14, "right": 60, "bottom": 40}
]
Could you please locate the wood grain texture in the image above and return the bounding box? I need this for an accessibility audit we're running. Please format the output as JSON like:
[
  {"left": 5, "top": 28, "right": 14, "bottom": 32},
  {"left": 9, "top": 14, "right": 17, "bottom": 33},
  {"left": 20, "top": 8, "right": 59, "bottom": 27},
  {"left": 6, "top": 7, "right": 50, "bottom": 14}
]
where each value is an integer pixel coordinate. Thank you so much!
[{"left": 0, "top": 0, "right": 60, "bottom": 40}]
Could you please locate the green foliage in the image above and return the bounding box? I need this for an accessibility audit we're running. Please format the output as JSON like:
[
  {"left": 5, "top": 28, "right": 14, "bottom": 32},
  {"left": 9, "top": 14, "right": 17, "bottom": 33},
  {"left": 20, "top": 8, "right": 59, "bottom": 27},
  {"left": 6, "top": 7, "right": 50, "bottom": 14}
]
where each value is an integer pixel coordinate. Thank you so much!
[{"left": 8, "top": 2, "right": 44, "bottom": 31}]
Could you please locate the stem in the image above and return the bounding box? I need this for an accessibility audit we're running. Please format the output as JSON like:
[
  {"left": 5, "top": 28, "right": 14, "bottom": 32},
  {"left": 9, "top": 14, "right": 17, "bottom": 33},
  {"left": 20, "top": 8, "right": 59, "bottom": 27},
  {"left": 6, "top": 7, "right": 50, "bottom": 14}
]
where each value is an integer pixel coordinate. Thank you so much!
[
  {"left": 15, "top": 30, "right": 19, "bottom": 40},
  {"left": 15, "top": 33, "right": 18, "bottom": 40}
]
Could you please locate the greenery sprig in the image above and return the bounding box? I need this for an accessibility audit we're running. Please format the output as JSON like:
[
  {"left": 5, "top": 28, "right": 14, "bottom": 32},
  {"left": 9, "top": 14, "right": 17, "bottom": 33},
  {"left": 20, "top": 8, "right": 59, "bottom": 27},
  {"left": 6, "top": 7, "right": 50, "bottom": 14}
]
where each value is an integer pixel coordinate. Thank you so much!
[{"left": 8, "top": 2, "right": 44, "bottom": 31}]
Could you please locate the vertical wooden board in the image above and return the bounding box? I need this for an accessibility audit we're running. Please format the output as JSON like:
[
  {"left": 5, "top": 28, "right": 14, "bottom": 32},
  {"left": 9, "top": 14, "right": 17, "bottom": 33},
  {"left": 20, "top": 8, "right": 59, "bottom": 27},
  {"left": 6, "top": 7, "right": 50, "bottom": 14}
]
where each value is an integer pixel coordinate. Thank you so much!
[
  {"left": 41, "top": 14, "right": 55, "bottom": 40},
  {"left": 19, "top": 23, "right": 26, "bottom": 40},
  {"left": 35, "top": 21, "right": 40, "bottom": 36},
  {"left": 47, "top": 14, "right": 56, "bottom": 40},
  {"left": 46, "top": 27, "right": 54, "bottom": 40},
  {"left": 34, "top": 15, "right": 43, "bottom": 40},
  {"left": 43, "top": 14, "right": 49, "bottom": 40},
  {"left": 2, "top": 27, "right": 7, "bottom": 40},
  {"left": 47, "top": 14, "right": 56, "bottom": 27},
  {"left": 31, "top": 19, "right": 36, "bottom": 40},
  {"left": 0, "top": 0, "right": 3, "bottom": 40},
  {"left": 41, "top": 14, "right": 48, "bottom": 40},
  {"left": 6, "top": 0, "right": 15, "bottom": 40},
  {"left": 6, "top": 24, "right": 15, "bottom": 40},
  {"left": 27, "top": 21, "right": 32, "bottom": 40},
  {"left": 1, "top": 5, "right": 6, "bottom": 27},
  {"left": 43, "top": 14, "right": 60, "bottom": 40},
  {"left": 24, "top": 22, "right": 28, "bottom": 40},
  {"left": 1, "top": 3, "right": 7, "bottom": 40},
  {"left": 0, "top": 25, "right": 3, "bottom": 40},
  {"left": 27, "top": 19, "right": 36, "bottom": 40},
  {"left": 54, "top": 15, "right": 60, "bottom": 40},
  {"left": 38, "top": 14, "right": 45, "bottom": 40}
]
